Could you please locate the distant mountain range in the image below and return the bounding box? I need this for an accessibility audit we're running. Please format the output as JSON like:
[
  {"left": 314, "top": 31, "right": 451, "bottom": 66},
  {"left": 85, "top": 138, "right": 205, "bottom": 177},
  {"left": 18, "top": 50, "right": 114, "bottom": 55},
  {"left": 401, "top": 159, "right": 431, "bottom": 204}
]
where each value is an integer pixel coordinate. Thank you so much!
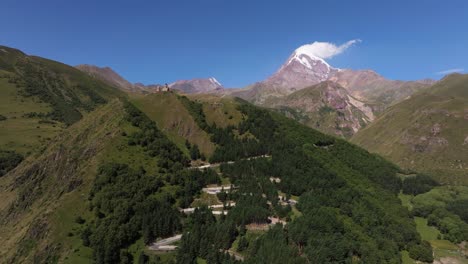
[
  {"left": 228, "top": 43, "right": 434, "bottom": 106},
  {"left": 75, "top": 43, "right": 436, "bottom": 138},
  {"left": 76, "top": 64, "right": 224, "bottom": 94},
  {"left": 225, "top": 43, "right": 435, "bottom": 137}
]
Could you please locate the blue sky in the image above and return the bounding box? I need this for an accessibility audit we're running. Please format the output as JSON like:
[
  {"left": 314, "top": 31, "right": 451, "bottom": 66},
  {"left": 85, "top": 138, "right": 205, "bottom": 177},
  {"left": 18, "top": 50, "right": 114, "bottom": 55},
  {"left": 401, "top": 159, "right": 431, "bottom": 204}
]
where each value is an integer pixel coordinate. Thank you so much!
[{"left": 1, "top": 0, "right": 467, "bottom": 87}]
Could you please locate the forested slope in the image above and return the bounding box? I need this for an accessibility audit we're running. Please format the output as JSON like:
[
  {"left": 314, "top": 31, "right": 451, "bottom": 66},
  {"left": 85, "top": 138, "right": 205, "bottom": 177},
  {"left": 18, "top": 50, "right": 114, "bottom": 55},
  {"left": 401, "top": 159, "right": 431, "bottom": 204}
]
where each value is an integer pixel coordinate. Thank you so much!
[
  {"left": 0, "top": 91, "right": 434, "bottom": 263},
  {"left": 173, "top": 97, "right": 431, "bottom": 263}
]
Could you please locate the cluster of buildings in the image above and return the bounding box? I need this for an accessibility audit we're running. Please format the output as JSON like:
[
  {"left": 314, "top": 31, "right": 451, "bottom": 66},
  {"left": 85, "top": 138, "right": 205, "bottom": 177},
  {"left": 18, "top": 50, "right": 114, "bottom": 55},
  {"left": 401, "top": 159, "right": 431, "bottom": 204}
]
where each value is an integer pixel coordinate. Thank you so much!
[{"left": 155, "top": 83, "right": 171, "bottom": 92}]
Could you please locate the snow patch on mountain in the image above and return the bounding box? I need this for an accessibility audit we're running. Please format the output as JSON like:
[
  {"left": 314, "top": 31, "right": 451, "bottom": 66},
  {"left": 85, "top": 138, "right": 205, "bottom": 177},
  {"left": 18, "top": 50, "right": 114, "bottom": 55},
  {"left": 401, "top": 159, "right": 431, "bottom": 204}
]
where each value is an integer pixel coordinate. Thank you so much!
[
  {"left": 282, "top": 40, "right": 361, "bottom": 74},
  {"left": 209, "top": 77, "right": 222, "bottom": 87}
]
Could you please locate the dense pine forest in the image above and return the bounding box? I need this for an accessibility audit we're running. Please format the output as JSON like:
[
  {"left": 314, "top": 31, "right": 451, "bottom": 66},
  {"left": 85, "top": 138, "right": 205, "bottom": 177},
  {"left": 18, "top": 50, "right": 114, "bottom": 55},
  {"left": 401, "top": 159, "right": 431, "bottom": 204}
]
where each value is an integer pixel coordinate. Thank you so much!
[{"left": 173, "top": 99, "right": 433, "bottom": 263}]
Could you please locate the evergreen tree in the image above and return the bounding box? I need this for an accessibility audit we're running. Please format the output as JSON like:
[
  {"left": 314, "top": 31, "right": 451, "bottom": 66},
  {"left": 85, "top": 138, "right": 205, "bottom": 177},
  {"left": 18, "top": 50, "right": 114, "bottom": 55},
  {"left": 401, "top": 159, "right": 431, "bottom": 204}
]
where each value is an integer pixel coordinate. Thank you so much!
[
  {"left": 190, "top": 144, "right": 201, "bottom": 160},
  {"left": 138, "top": 252, "right": 149, "bottom": 264},
  {"left": 237, "top": 236, "right": 248, "bottom": 252}
]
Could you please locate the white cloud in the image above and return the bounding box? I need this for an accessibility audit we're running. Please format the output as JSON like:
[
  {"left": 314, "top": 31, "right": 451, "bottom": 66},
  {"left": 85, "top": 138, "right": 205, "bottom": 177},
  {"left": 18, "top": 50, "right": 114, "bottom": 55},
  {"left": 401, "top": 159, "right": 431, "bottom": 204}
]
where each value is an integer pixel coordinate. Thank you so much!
[
  {"left": 296, "top": 39, "right": 361, "bottom": 59},
  {"left": 436, "top": 68, "right": 464, "bottom": 75}
]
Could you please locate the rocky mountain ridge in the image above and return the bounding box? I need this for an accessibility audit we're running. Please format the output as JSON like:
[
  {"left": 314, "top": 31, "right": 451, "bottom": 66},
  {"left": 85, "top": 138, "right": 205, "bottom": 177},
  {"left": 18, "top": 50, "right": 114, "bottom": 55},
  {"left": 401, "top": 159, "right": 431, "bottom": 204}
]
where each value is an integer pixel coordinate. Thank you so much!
[
  {"left": 76, "top": 64, "right": 224, "bottom": 94},
  {"left": 223, "top": 43, "right": 435, "bottom": 137},
  {"left": 169, "top": 77, "right": 224, "bottom": 94},
  {"left": 75, "top": 43, "right": 435, "bottom": 138},
  {"left": 265, "top": 81, "right": 374, "bottom": 138},
  {"left": 229, "top": 45, "right": 434, "bottom": 107}
]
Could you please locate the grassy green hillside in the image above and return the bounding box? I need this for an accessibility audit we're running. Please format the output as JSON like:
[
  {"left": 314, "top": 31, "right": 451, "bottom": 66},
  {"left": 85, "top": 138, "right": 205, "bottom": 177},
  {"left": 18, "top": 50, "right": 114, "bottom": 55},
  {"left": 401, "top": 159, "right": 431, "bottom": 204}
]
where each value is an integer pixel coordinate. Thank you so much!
[
  {"left": 130, "top": 92, "right": 215, "bottom": 157},
  {"left": 0, "top": 100, "right": 128, "bottom": 262},
  {"left": 188, "top": 94, "right": 244, "bottom": 128},
  {"left": 0, "top": 77, "right": 62, "bottom": 154},
  {"left": 352, "top": 74, "right": 468, "bottom": 185},
  {"left": 0, "top": 45, "right": 123, "bottom": 156}
]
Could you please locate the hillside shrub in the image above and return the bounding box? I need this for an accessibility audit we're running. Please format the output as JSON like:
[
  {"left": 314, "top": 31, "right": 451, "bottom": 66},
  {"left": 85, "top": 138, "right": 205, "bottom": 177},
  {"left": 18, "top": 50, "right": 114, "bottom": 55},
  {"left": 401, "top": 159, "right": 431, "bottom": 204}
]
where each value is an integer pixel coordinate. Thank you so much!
[
  {"left": 0, "top": 150, "right": 23, "bottom": 176},
  {"left": 402, "top": 174, "right": 439, "bottom": 195},
  {"left": 409, "top": 241, "right": 434, "bottom": 263},
  {"left": 447, "top": 199, "right": 468, "bottom": 222},
  {"left": 427, "top": 208, "right": 468, "bottom": 243}
]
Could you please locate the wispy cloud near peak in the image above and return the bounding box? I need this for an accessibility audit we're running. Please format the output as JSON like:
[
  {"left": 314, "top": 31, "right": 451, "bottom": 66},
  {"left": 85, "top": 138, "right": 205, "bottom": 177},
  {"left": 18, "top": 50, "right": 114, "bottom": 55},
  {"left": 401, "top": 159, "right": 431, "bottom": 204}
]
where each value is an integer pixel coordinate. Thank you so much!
[
  {"left": 436, "top": 68, "right": 464, "bottom": 75},
  {"left": 295, "top": 39, "right": 361, "bottom": 60}
]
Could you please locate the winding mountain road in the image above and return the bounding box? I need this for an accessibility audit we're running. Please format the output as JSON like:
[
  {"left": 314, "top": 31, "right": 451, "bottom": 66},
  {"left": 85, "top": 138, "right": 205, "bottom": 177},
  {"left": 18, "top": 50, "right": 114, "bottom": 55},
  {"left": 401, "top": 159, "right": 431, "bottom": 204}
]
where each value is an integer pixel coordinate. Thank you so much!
[
  {"left": 148, "top": 234, "right": 182, "bottom": 251},
  {"left": 190, "top": 155, "right": 271, "bottom": 170}
]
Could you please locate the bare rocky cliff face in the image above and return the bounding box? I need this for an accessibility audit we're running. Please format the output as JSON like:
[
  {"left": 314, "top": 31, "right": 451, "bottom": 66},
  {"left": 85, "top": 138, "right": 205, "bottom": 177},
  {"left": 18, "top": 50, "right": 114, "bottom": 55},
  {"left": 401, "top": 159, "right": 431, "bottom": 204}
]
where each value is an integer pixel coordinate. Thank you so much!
[
  {"left": 266, "top": 81, "right": 374, "bottom": 138},
  {"left": 329, "top": 69, "right": 434, "bottom": 107}
]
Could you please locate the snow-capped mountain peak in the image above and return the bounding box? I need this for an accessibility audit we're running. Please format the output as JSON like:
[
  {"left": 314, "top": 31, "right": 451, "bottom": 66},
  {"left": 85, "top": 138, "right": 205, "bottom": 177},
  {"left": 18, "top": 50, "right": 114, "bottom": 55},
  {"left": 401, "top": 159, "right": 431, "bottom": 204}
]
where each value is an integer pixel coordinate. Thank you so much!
[
  {"left": 259, "top": 43, "right": 338, "bottom": 95},
  {"left": 288, "top": 44, "right": 332, "bottom": 70}
]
